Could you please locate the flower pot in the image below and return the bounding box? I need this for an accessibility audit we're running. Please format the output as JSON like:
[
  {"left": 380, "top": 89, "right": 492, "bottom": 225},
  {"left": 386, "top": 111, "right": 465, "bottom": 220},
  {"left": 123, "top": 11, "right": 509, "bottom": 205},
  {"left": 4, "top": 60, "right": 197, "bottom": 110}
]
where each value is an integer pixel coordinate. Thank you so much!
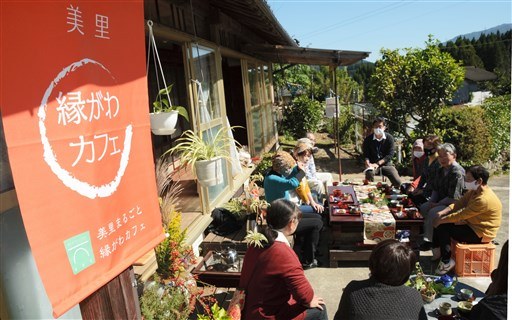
[
  {"left": 421, "top": 290, "right": 436, "bottom": 303},
  {"left": 150, "top": 110, "right": 179, "bottom": 135},
  {"left": 195, "top": 157, "right": 224, "bottom": 187}
]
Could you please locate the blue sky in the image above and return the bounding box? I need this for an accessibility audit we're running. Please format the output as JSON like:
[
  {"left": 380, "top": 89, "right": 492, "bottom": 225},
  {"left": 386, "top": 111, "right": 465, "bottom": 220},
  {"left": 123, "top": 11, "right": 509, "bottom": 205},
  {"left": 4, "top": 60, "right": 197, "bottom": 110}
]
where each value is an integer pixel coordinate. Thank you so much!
[{"left": 267, "top": 1, "right": 512, "bottom": 62}]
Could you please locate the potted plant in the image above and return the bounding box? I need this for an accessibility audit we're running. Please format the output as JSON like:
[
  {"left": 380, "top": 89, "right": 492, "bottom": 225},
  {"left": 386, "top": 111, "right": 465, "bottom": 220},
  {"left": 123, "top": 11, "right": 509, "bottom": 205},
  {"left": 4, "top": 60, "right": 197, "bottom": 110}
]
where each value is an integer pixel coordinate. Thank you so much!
[
  {"left": 221, "top": 173, "right": 268, "bottom": 231},
  {"left": 167, "top": 127, "right": 239, "bottom": 187},
  {"left": 150, "top": 84, "right": 189, "bottom": 135}
]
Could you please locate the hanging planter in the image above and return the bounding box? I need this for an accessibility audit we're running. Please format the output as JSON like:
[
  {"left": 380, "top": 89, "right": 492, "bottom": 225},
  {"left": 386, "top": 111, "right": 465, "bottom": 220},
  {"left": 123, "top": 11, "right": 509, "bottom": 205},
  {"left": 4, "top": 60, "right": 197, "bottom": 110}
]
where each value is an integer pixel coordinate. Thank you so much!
[
  {"left": 166, "top": 128, "right": 240, "bottom": 187},
  {"left": 195, "top": 157, "right": 224, "bottom": 187},
  {"left": 147, "top": 21, "right": 189, "bottom": 135},
  {"left": 150, "top": 110, "right": 179, "bottom": 135},
  {"left": 149, "top": 84, "right": 190, "bottom": 135}
]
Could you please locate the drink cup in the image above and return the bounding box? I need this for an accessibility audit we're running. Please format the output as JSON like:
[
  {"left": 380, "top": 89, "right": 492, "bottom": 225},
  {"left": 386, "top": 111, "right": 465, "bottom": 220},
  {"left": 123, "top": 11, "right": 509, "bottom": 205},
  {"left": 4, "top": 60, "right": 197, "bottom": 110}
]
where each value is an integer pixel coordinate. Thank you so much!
[
  {"left": 439, "top": 302, "right": 452, "bottom": 315},
  {"left": 460, "top": 289, "right": 473, "bottom": 300}
]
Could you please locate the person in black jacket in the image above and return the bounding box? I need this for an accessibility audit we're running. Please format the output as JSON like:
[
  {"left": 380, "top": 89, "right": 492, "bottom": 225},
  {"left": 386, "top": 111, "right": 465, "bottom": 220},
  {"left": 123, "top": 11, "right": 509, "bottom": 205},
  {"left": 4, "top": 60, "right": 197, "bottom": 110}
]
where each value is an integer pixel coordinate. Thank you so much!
[
  {"left": 470, "top": 240, "right": 508, "bottom": 320},
  {"left": 362, "top": 117, "right": 402, "bottom": 188},
  {"left": 334, "top": 239, "right": 427, "bottom": 320}
]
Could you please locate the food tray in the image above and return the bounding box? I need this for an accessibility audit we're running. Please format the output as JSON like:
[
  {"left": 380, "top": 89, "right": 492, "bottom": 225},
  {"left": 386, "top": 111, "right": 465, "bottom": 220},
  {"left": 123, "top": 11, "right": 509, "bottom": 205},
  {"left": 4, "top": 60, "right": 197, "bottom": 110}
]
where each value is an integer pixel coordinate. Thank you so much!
[
  {"left": 390, "top": 209, "right": 408, "bottom": 219},
  {"left": 331, "top": 208, "right": 360, "bottom": 216},
  {"left": 330, "top": 194, "right": 354, "bottom": 204}
]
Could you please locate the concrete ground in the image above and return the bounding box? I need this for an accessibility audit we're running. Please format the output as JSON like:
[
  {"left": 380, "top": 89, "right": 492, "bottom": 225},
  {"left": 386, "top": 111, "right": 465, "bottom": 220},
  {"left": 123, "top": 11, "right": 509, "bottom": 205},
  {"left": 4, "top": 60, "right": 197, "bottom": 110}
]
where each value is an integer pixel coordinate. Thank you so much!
[{"left": 299, "top": 141, "right": 509, "bottom": 319}]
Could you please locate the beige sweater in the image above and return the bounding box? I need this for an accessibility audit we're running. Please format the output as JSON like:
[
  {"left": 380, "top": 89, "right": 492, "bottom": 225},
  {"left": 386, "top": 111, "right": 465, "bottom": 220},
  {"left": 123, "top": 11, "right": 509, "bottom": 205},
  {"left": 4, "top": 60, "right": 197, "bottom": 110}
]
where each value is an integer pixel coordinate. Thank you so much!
[{"left": 443, "top": 185, "right": 502, "bottom": 242}]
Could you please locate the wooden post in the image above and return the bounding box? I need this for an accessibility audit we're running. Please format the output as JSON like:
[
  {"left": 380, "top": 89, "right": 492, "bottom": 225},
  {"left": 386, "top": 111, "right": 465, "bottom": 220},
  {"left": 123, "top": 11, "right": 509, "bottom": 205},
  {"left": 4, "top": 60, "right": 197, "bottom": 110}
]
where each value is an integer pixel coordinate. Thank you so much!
[
  {"left": 79, "top": 267, "right": 141, "bottom": 320},
  {"left": 331, "top": 65, "right": 342, "bottom": 178}
]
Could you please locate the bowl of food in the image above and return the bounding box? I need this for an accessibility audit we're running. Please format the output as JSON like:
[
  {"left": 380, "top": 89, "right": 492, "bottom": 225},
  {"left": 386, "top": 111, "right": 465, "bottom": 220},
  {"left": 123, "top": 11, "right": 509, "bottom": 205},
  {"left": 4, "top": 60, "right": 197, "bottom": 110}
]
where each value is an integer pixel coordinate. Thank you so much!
[
  {"left": 457, "top": 301, "right": 473, "bottom": 316},
  {"left": 389, "top": 200, "right": 399, "bottom": 208},
  {"left": 395, "top": 211, "right": 407, "bottom": 219}
]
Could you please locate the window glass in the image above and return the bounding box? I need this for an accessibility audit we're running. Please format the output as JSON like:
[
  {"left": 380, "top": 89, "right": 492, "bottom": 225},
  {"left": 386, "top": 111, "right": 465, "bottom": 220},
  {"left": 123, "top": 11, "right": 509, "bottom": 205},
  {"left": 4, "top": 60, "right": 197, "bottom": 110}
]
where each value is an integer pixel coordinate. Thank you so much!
[
  {"left": 190, "top": 45, "right": 221, "bottom": 123},
  {"left": 263, "top": 65, "right": 272, "bottom": 102},
  {"left": 252, "top": 108, "right": 263, "bottom": 154},
  {"left": 248, "top": 64, "right": 260, "bottom": 106}
]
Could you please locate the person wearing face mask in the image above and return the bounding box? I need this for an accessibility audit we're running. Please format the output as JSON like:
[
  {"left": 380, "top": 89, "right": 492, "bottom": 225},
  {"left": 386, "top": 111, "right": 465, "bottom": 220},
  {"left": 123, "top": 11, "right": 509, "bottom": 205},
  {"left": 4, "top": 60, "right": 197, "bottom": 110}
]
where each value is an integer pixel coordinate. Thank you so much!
[
  {"left": 403, "top": 139, "right": 426, "bottom": 195},
  {"left": 409, "top": 135, "right": 442, "bottom": 206},
  {"left": 263, "top": 151, "right": 323, "bottom": 269},
  {"left": 362, "top": 117, "right": 402, "bottom": 188},
  {"left": 430, "top": 165, "right": 502, "bottom": 275}
]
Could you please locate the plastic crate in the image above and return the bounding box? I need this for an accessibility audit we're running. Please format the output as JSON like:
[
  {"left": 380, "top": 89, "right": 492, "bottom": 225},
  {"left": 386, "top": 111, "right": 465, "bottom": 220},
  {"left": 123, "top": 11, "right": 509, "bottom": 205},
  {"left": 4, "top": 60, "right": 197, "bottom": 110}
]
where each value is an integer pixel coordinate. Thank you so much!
[{"left": 451, "top": 240, "right": 495, "bottom": 277}]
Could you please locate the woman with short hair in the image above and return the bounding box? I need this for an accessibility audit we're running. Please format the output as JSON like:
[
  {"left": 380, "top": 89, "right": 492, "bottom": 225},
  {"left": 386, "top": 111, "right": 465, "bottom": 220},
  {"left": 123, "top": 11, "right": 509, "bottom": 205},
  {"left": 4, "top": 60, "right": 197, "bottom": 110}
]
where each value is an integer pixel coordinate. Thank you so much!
[
  {"left": 333, "top": 239, "right": 427, "bottom": 320},
  {"left": 432, "top": 165, "right": 502, "bottom": 274},
  {"left": 240, "top": 199, "right": 328, "bottom": 320},
  {"left": 409, "top": 135, "right": 442, "bottom": 206}
]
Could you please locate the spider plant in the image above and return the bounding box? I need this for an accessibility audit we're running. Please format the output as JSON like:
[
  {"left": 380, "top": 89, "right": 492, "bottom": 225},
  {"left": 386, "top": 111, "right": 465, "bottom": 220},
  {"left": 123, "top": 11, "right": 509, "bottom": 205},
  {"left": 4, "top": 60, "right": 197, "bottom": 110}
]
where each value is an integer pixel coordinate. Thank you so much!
[{"left": 166, "top": 127, "right": 240, "bottom": 169}]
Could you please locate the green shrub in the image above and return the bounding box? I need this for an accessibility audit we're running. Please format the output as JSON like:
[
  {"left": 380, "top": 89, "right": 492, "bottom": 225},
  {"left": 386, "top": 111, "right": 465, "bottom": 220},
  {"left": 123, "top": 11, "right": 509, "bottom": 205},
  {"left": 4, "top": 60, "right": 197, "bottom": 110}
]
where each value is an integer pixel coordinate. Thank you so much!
[
  {"left": 140, "top": 281, "right": 190, "bottom": 320},
  {"left": 436, "top": 106, "right": 492, "bottom": 166},
  {"left": 482, "top": 94, "right": 510, "bottom": 161},
  {"left": 155, "top": 214, "right": 195, "bottom": 280},
  {"left": 281, "top": 95, "right": 323, "bottom": 139}
]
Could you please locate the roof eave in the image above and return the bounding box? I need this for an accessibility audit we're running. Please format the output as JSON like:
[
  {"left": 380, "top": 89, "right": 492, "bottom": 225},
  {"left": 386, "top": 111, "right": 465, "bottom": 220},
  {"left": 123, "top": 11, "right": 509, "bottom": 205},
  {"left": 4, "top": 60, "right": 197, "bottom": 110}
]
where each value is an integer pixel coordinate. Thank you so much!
[{"left": 243, "top": 44, "right": 370, "bottom": 66}]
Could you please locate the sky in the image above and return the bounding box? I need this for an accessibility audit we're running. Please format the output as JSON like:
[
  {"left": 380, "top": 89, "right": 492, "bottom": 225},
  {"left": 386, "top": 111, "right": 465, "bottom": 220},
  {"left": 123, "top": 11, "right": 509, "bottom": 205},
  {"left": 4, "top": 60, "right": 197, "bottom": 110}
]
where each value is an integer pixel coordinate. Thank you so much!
[{"left": 267, "top": 0, "right": 512, "bottom": 62}]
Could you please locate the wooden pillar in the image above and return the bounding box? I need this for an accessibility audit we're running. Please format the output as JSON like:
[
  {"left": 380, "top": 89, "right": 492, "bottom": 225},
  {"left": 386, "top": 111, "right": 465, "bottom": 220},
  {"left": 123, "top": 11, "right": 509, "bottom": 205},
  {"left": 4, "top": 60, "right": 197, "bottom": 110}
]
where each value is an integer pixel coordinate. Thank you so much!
[{"left": 79, "top": 267, "right": 141, "bottom": 320}]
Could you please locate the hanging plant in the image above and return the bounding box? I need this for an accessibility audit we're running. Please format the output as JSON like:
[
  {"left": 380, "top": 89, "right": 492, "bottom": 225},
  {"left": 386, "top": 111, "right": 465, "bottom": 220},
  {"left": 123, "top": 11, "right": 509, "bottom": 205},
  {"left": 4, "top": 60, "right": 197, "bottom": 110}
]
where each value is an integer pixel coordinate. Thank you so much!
[
  {"left": 152, "top": 84, "right": 189, "bottom": 120},
  {"left": 147, "top": 20, "right": 189, "bottom": 135}
]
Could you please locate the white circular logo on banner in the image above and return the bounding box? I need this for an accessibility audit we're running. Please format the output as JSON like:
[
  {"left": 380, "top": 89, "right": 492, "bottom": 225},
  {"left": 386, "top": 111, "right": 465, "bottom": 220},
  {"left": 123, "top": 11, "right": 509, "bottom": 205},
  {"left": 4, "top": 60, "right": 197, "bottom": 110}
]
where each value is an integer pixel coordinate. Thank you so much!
[{"left": 38, "top": 58, "right": 132, "bottom": 199}]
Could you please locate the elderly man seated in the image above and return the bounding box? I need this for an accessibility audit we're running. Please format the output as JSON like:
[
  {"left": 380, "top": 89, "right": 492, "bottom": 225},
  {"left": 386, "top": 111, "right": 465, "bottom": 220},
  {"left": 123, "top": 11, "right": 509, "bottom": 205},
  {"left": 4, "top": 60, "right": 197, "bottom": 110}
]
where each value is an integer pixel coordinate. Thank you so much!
[
  {"left": 431, "top": 165, "right": 502, "bottom": 275},
  {"left": 296, "top": 132, "right": 333, "bottom": 204},
  {"left": 419, "top": 143, "right": 465, "bottom": 251}
]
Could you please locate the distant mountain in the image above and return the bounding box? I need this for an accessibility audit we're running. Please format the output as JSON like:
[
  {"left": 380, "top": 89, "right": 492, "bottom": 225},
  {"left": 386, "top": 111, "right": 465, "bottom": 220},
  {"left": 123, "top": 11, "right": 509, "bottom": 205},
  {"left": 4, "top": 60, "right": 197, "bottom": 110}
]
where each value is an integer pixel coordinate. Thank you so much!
[{"left": 448, "top": 23, "right": 512, "bottom": 42}]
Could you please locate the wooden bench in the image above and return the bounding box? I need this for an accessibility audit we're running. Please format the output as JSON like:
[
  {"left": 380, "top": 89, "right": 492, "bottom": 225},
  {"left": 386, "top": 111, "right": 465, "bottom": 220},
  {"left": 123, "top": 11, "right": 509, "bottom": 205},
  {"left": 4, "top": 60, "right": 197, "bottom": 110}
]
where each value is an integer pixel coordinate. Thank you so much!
[
  {"left": 200, "top": 228, "right": 249, "bottom": 254},
  {"left": 133, "top": 249, "right": 158, "bottom": 282},
  {"left": 200, "top": 228, "right": 295, "bottom": 255}
]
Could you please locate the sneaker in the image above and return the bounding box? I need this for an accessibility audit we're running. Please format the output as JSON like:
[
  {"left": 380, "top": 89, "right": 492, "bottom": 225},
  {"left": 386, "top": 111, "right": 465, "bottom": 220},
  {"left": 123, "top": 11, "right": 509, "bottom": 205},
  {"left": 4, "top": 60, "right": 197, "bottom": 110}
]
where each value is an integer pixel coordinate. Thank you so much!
[
  {"left": 431, "top": 247, "right": 441, "bottom": 261},
  {"left": 435, "top": 258, "right": 456, "bottom": 275},
  {"left": 418, "top": 241, "right": 433, "bottom": 251},
  {"left": 302, "top": 259, "right": 319, "bottom": 270}
]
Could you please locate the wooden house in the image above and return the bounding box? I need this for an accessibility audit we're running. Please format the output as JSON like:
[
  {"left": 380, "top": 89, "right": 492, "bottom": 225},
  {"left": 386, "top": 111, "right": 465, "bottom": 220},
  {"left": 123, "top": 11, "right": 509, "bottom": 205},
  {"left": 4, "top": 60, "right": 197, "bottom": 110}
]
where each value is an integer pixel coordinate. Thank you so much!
[{"left": 144, "top": 0, "right": 370, "bottom": 251}]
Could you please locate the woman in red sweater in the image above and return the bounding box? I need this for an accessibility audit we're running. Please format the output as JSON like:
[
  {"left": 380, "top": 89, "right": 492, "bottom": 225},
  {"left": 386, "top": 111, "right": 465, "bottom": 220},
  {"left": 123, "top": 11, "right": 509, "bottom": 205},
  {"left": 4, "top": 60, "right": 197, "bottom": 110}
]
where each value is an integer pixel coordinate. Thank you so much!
[{"left": 239, "top": 199, "right": 327, "bottom": 320}]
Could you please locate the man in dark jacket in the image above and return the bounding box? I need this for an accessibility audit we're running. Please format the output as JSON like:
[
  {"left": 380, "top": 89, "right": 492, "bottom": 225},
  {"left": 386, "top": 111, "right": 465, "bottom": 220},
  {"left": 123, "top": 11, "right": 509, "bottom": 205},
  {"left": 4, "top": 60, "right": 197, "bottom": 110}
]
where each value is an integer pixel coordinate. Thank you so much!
[{"left": 362, "top": 117, "right": 402, "bottom": 188}]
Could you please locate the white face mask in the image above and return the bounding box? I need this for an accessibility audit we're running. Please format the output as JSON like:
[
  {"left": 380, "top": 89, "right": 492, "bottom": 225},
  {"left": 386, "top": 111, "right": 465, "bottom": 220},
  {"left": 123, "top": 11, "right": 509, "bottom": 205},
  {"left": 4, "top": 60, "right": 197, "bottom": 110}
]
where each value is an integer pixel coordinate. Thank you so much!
[
  {"left": 413, "top": 151, "right": 425, "bottom": 158},
  {"left": 373, "top": 128, "right": 384, "bottom": 137},
  {"left": 464, "top": 180, "right": 480, "bottom": 191}
]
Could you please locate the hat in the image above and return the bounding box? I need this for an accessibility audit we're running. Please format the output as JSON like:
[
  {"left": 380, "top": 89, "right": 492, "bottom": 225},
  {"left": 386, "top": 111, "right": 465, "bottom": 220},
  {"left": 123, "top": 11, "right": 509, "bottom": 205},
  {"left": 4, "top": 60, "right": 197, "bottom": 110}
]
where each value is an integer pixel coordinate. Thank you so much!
[
  {"left": 272, "top": 151, "right": 296, "bottom": 175},
  {"left": 297, "top": 138, "right": 313, "bottom": 148},
  {"left": 413, "top": 139, "right": 424, "bottom": 150},
  {"left": 293, "top": 141, "right": 312, "bottom": 158}
]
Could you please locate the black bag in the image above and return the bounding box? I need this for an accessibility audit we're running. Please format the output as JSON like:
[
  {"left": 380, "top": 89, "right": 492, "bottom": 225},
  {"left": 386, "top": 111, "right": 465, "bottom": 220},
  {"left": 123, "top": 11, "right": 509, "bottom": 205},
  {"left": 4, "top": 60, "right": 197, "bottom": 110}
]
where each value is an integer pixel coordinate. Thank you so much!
[{"left": 208, "top": 208, "right": 243, "bottom": 236}]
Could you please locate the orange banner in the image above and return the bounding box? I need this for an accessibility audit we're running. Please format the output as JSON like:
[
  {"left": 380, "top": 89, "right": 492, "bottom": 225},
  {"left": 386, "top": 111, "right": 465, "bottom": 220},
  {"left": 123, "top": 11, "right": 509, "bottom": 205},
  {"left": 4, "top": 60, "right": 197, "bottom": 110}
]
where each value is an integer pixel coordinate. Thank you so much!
[{"left": 0, "top": 1, "right": 164, "bottom": 317}]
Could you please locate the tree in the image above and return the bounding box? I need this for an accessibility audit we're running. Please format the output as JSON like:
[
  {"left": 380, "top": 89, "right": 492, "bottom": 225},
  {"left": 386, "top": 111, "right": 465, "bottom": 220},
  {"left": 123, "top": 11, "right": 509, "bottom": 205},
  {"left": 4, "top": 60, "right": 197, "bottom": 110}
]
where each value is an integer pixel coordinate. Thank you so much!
[
  {"left": 348, "top": 61, "right": 376, "bottom": 101},
  {"left": 281, "top": 95, "right": 323, "bottom": 138},
  {"left": 368, "top": 36, "right": 465, "bottom": 140},
  {"left": 440, "top": 30, "right": 511, "bottom": 96}
]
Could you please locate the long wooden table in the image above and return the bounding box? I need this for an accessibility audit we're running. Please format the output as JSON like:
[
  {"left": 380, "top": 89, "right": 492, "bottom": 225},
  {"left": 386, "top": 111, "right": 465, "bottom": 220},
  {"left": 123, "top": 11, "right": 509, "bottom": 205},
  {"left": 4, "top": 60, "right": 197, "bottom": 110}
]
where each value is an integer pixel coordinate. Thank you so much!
[{"left": 328, "top": 185, "right": 423, "bottom": 267}]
